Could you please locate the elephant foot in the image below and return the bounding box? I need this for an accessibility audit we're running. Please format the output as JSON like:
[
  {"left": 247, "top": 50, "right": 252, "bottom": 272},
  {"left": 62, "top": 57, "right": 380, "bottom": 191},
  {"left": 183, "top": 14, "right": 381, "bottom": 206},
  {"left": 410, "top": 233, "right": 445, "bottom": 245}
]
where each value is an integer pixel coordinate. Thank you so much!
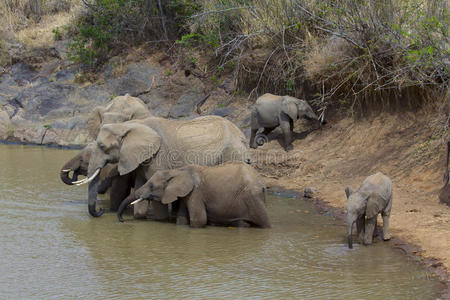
[
  {"left": 285, "top": 144, "right": 293, "bottom": 151},
  {"left": 250, "top": 144, "right": 258, "bottom": 149},
  {"left": 176, "top": 216, "right": 189, "bottom": 226},
  {"left": 383, "top": 233, "right": 391, "bottom": 241}
]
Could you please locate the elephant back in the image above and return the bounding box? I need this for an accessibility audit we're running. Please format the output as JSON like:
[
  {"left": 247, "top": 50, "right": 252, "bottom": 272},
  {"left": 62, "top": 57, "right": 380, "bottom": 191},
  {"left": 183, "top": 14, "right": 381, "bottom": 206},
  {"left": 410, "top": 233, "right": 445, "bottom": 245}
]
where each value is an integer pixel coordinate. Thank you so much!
[
  {"left": 359, "top": 172, "right": 392, "bottom": 201},
  {"left": 173, "top": 116, "right": 228, "bottom": 166}
]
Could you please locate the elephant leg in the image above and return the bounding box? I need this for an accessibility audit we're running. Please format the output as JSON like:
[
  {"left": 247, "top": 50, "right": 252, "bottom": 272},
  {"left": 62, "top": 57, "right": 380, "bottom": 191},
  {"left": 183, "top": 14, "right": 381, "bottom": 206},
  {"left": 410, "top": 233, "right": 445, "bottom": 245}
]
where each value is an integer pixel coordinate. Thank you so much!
[
  {"left": 151, "top": 200, "right": 169, "bottom": 221},
  {"left": 382, "top": 212, "right": 391, "bottom": 240},
  {"left": 133, "top": 174, "right": 148, "bottom": 219},
  {"left": 109, "top": 175, "right": 131, "bottom": 211},
  {"left": 280, "top": 114, "right": 293, "bottom": 151},
  {"left": 249, "top": 108, "right": 259, "bottom": 149},
  {"left": 363, "top": 216, "right": 377, "bottom": 245},
  {"left": 97, "top": 177, "right": 112, "bottom": 194},
  {"left": 289, "top": 118, "right": 294, "bottom": 132},
  {"left": 186, "top": 195, "right": 207, "bottom": 228},
  {"left": 356, "top": 215, "right": 365, "bottom": 242},
  {"left": 175, "top": 199, "right": 189, "bottom": 226}
]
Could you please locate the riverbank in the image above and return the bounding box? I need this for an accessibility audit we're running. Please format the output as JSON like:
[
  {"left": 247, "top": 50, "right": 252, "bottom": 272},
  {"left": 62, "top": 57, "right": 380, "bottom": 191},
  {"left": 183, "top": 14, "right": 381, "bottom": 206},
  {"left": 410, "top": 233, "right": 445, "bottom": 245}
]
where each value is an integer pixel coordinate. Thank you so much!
[{"left": 253, "top": 112, "right": 450, "bottom": 298}]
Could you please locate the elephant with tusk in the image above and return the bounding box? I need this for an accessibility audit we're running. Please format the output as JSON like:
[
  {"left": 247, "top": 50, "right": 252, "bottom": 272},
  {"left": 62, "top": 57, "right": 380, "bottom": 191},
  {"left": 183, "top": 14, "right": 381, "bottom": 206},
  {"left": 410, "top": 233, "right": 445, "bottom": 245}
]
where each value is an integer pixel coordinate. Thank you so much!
[
  {"left": 81, "top": 115, "right": 251, "bottom": 218},
  {"left": 59, "top": 94, "right": 151, "bottom": 212},
  {"left": 117, "top": 163, "right": 271, "bottom": 228},
  {"left": 345, "top": 172, "right": 393, "bottom": 249}
]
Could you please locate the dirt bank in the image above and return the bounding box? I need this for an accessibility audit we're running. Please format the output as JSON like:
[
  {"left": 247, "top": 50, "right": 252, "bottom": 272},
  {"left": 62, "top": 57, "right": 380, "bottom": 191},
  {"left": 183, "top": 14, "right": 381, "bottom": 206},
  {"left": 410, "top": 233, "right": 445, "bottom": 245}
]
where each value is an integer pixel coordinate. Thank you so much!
[{"left": 252, "top": 111, "right": 449, "bottom": 294}]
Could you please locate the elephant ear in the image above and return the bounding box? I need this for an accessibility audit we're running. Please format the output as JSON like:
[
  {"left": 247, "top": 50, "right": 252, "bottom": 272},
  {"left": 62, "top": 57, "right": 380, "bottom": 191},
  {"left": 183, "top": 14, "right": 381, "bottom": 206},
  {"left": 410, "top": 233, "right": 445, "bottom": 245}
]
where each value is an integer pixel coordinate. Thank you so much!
[
  {"left": 162, "top": 171, "right": 194, "bottom": 204},
  {"left": 118, "top": 124, "right": 161, "bottom": 175},
  {"left": 365, "top": 193, "right": 384, "bottom": 219},
  {"left": 345, "top": 186, "right": 354, "bottom": 198},
  {"left": 281, "top": 97, "right": 298, "bottom": 120},
  {"left": 87, "top": 107, "right": 104, "bottom": 140}
]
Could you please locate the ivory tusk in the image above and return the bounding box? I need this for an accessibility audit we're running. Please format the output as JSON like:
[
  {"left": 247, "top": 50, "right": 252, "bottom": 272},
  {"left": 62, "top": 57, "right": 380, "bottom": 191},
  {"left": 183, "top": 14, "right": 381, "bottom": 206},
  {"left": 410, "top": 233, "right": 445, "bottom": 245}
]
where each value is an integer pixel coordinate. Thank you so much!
[
  {"left": 131, "top": 198, "right": 144, "bottom": 205},
  {"left": 61, "top": 169, "right": 72, "bottom": 173},
  {"left": 75, "top": 169, "right": 100, "bottom": 186}
]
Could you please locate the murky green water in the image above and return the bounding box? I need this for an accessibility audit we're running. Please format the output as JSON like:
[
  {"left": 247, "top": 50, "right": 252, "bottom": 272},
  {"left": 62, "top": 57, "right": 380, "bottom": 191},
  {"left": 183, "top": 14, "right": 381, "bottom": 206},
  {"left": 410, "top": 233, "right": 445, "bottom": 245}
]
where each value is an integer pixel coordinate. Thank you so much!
[{"left": 0, "top": 144, "right": 441, "bottom": 299}]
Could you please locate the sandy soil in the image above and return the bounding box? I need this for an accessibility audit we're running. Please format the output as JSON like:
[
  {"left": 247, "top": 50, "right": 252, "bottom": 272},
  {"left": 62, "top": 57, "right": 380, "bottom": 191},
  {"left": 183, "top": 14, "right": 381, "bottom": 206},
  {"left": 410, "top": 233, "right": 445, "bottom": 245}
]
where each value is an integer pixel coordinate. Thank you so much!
[{"left": 251, "top": 111, "right": 450, "bottom": 271}]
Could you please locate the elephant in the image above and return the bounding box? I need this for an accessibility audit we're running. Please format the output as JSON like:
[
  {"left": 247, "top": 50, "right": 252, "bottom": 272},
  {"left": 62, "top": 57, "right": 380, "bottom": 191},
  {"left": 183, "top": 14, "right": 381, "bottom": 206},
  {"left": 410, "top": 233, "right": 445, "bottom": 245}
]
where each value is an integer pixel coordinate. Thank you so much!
[
  {"left": 78, "top": 115, "right": 251, "bottom": 218},
  {"left": 60, "top": 94, "right": 151, "bottom": 211},
  {"left": 117, "top": 163, "right": 271, "bottom": 228},
  {"left": 87, "top": 93, "right": 152, "bottom": 139},
  {"left": 60, "top": 143, "right": 135, "bottom": 211},
  {"left": 345, "top": 172, "right": 393, "bottom": 248},
  {"left": 439, "top": 140, "right": 450, "bottom": 206},
  {"left": 249, "top": 93, "right": 319, "bottom": 151}
]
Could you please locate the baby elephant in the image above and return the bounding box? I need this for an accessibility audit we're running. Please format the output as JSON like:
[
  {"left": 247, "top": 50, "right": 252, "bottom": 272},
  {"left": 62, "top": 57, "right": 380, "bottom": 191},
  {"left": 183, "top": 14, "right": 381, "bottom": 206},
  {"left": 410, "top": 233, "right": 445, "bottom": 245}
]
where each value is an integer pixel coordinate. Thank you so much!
[
  {"left": 249, "top": 93, "right": 318, "bottom": 151},
  {"left": 345, "top": 172, "right": 392, "bottom": 248},
  {"left": 117, "top": 163, "right": 271, "bottom": 228}
]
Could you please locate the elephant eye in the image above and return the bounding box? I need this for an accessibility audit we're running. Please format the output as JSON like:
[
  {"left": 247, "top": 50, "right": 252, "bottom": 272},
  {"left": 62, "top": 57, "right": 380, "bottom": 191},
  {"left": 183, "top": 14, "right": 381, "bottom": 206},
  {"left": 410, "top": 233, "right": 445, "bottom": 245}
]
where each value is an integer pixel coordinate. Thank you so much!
[{"left": 149, "top": 182, "right": 154, "bottom": 191}]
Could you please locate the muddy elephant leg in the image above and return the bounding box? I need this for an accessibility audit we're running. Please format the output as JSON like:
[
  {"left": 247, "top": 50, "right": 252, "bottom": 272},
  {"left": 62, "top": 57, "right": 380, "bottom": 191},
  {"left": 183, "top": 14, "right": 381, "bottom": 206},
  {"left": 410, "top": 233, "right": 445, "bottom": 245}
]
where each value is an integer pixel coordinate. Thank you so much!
[
  {"left": 109, "top": 174, "right": 132, "bottom": 212},
  {"left": 186, "top": 195, "right": 207, "bottom": 228},
  {"left": 249, "top": 108, "right": 259, "bottom": 149},
  {"left": 363, "top": 216, "right": 377, "bottom": 245},
  {"left": 356, "top": 215, "right": 365, "bottom": 242},
  {"left": 151, "top": 200, "right": 169, "bottom": 221},
  {"left": 133, "top": 174, "right": 148, "bottom": 219},
  {"left": 382, "top": 212, "right": 391, "bottom": 240},
  {"left": 289, "top": 118, "right": 294, "bottom": 132},
  {"left": 280, "top": 114, "right": 293, "bottom": 151}
]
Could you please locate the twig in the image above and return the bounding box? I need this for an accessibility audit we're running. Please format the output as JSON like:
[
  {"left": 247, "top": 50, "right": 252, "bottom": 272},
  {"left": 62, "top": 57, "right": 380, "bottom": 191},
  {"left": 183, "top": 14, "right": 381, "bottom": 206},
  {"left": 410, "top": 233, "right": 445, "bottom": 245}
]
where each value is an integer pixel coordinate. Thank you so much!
[
  {"left": 188, "top": 6, "right": 253, "bottom": 19},
  {"left": 248, "top": 48, "right": 279, "bottom": 100}
]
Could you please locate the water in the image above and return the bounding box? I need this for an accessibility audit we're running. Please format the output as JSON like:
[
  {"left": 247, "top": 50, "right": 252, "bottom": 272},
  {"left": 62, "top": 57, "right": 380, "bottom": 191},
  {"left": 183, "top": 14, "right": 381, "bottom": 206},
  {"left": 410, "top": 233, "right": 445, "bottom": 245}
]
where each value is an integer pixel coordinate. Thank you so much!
[{"left": 0, "top": 144, "right": 441, "bottom": 299}]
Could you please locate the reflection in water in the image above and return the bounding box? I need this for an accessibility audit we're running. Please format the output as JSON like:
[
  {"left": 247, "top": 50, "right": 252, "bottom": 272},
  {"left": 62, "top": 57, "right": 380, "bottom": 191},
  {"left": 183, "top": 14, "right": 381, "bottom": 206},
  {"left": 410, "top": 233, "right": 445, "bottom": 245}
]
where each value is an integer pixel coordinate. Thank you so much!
[{"left": 0, "top": 144, "right": 440, "bottom": 299}]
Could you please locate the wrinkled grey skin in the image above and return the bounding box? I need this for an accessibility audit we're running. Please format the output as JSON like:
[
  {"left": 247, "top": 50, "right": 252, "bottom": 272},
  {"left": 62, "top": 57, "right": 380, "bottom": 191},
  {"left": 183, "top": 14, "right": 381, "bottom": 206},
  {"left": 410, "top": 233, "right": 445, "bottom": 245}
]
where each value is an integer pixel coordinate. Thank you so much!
[
  {"left": 439, "top": 140, "right": 450, "bottom": 206},
  {"left": 60, "top": 143, "right": 135, "bottom": 211},
  {"left": 61, "top": 94, "right": 151, "bottom": 216},
  {"left": 345, "top": 172, "right": 393, "bottom": 248},
  {"left": 249, "top": 93, "right": 319, "bottom": 151},
  {"left": 86, "top": 116, "right": 251, "bottom": 219},
  {"left": 117, "top": 163, "right": 271, "bottom": 228}
]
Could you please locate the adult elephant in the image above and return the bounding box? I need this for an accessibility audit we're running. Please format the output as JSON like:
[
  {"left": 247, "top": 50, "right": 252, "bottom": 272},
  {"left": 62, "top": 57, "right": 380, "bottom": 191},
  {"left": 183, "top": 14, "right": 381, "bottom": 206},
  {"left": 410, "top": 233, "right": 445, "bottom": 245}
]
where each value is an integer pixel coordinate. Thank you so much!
[
  {"left": 60, "top": 94, "right": 151, "bottom": 211},
  {"left": 249, "top": 93, "right": 319, "bottom": 151},
  {"left": 79, "top": 116, "right": 251, "bottom": 218},
  {"left": 117, "top": 163, "right": 271, "bottom": 228}
]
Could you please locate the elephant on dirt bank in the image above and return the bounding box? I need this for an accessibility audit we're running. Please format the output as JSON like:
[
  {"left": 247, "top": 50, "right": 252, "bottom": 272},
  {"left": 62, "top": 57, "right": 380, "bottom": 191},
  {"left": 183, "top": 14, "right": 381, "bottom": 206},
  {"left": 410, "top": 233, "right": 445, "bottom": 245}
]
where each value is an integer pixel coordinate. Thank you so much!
[
  {"left": 60, "top": 94, "right": 151, "bottom": 211},
  {"left": 249, "top": 93, "right": 319, "bottom": 151},
  {"left": 79, "top": 116, "right": 251, "bottom": 218},
  {"left": 117, "top": 163, "right": 271, "bottom": 228},
  {"left": 345, "top": 172, "right": 393, "bottom": 248}
]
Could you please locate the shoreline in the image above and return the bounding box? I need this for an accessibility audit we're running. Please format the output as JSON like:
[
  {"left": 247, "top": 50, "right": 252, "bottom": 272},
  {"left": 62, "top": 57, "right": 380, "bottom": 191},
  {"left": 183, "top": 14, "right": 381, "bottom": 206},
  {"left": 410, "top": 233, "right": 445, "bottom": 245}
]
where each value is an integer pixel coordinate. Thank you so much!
[
  {"left": 0, "top": 139, "right": 85, "bottom": 150},
  {"left": 266, "top": 184, "right": 450, "bottom": 299}
]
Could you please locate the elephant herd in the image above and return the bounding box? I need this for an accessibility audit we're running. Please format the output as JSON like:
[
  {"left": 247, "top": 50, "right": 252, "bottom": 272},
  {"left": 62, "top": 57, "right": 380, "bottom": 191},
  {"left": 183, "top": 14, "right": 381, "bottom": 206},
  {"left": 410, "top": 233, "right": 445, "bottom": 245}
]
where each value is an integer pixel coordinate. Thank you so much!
[{"left": 60, "top": 93, "right": 393, "bottom": 248}]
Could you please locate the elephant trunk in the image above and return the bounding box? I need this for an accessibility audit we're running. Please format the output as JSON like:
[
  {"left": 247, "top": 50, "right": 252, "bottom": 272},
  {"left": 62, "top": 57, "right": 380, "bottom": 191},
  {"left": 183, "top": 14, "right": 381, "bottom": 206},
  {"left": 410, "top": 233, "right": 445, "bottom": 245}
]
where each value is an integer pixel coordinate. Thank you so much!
[
  {"left": 347, "top": 214, "right": 356, "bottom": 249},
  {"left": 60, "top": 169, "right": 76, "bottom": 185},
  {"left": 117, "top": 192, "right": 136, "bottom": 222},
  {"left": 88, "top": 175, "right": 104, "bottom": 217}
]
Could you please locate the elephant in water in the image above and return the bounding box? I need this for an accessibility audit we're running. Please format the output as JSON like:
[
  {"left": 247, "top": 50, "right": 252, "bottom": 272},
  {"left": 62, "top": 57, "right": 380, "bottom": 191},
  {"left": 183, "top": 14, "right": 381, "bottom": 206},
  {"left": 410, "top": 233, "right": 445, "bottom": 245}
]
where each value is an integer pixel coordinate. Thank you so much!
[
  {"left": 439, "top": 140, "right": 450, "bottom": 206},
  {"left": 78, "top": 116, "right": 251, "bottom": 218},
  {"left": 117, "top": 163, "right": 271, "bottom": 228},
  {"left": 249, "top": 93, "right": 319, "bottom": 151},
  {"left": 60, "top": 94, "right": 151, "bottom": 211},
  {"left": 345, "top": 172, "right": 393, "bottom": 248}
]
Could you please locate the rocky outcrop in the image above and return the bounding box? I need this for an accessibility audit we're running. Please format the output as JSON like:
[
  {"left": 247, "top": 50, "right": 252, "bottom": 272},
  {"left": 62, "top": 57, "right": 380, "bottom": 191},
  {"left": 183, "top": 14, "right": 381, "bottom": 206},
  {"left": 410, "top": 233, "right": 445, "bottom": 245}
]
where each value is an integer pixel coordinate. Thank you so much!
[{"left": 0, "top": 55, "right": 244, "bottom": 147}]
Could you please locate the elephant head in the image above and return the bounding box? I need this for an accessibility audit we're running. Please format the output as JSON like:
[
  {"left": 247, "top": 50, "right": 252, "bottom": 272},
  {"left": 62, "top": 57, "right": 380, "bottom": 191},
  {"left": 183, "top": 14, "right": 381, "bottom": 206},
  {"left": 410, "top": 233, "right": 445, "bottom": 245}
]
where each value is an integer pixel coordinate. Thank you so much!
[
  {"left": 345, "top": 187, "right": 367, "bottom": 249},
  {"left": 87, "top": 94, "right": 152, "bottom": 139},
  {"left": 281, "top": 96, "right": 318, "bottom": 121},
  {"left": 80, "top": 122, "right": 162, "bottom": 217},
  {"left": 117, "top": 169, "right": 196, "bottom": 222},
  {"left": 60, "top": 143, "right": 95, "bottom": 185}
]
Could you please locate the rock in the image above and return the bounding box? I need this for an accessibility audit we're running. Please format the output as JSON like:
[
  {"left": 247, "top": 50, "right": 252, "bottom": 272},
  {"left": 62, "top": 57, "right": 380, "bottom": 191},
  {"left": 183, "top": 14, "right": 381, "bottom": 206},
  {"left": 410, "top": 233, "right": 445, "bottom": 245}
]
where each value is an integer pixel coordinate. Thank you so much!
[
  {"left": 169, "top": 91, "right": 205, "bottom": 118},
  {"left": 304, "top": 187, "right": 317, "bottom": 198},
  {"left": 106, "top": 62, "right": 163, "bottom": 96},
  {"left": 212, "top": 107, "right": 236, "bottom": 118},
  {"left": 0, "top": 110, "right": 12, "bottom": 139}
]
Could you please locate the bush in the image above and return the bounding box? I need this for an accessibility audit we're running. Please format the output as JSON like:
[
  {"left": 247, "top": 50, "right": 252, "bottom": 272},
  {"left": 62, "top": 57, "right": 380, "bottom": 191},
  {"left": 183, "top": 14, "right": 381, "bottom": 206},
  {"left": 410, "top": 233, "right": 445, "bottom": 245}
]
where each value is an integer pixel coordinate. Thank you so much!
[
  {"left": 68, "top": 0, "right": 200, "bottom": 68},
  {"left": 186, "top": 0, "right": 449, "bottom": 117}
]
